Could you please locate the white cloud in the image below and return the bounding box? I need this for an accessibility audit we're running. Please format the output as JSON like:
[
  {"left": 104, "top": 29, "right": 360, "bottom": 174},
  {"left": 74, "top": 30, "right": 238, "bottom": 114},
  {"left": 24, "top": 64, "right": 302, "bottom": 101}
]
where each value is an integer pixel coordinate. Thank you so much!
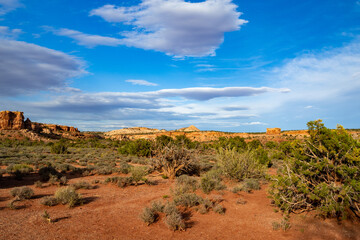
[
  {"left": 273, "top": 38, "right": 360, "bottom": 102},
  {"left": 48, "top": 28, "right": 122, "bottom": 48},
  {"left": 90, "top": 0, "right": 247, "bottom": 57},
  {"left": 0, "top": 38, "right": 86, "bottom": 96},
  {"left": 0, "top": 25, "right": 22, "bottom": 39},
  {"left": 0, "top": 0, "right": 21, "bottom": 15},
  {"left": 126, "top": 79, "right": 158, "bottom": 86}
]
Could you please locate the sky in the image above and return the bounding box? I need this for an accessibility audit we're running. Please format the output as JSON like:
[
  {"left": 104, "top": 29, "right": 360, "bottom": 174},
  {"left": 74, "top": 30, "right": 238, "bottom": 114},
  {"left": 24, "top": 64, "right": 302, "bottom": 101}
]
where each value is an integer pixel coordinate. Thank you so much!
[{"left": 0, "top": 0, "right": 360, "bottom": 132}]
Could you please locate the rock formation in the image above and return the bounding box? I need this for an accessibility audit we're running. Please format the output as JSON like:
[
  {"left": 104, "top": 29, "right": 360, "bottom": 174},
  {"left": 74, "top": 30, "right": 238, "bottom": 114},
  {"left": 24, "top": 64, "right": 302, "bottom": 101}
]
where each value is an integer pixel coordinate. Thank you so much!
[
  {"left": 176, "top": 125, "right": 200, "bottom": 132},
  {"left": 0, "top": 110, "right": 79, "bottom": 133},
  {"left": 266, "top": 128, "right": 281, "bottom": 135},
  {"left": 0, "top": 111, "right": 25, "bottom": 130},
  {"left": 105, "top": 127, "right": 165, "bottom": 136}
]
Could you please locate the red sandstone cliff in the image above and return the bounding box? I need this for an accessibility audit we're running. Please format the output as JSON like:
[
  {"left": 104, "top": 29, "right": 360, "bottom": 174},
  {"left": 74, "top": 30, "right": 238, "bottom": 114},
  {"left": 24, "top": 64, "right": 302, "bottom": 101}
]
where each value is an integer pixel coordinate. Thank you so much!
[{"left": 0, "top": 111, "right": 79, "bottom": 133}]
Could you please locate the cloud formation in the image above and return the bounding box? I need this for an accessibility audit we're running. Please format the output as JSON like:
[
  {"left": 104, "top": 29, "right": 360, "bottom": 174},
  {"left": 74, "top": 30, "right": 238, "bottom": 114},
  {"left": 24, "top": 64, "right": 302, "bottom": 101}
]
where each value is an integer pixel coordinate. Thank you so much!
[
  {"left": 48, "top": 28, "right": 122, "bottom": 47},
  {"left": 90, "top": 0, "right": 247, "bottom": 57},
  {"left": 0, "top": 0, "right": 21, "bottom": 15},
  {"left": 0, "top": 39, "right": 86, "bottom": 96},
  {"left": 125, "top": 79, "right": 158, "bottom": 86},
  {"left": 0, "top": 26, "right": 22, "bottom": 39}
]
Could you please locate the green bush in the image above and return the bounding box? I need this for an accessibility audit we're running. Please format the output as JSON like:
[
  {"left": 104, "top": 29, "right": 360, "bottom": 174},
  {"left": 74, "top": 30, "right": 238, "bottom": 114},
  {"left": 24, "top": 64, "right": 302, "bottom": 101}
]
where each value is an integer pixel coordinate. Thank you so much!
[
  {"left": 10, "top": 186, "right": 34, "bottom": 200},
  {"left": 200, "top": 170, "right": 225, "bottom": 194},
  {"left": 217, "top": 148, "right": 266, "bottom": 181},
  {"left": 130, "top": 166, "right": 148, "bottom": 184},
  {"left": 51, "top": 141, "right": 68, "bottom": 154},
  {"left": 265, "top": 141, "right": 278, "bottom": 149},
  {"left": 269, "top": 120, "right": 360, "bottom": 219},
  {"left": 252, "top": 147, "right": 271, "bottom": 167},
  {"left": 6, "top": 164, "right": 33, "bottom": 174},
  {"left": 215, "top": 137, "right": 247, "bottom": 152},
  {"left": 54, "top": 187, "right": 82, "bottom": 208},
  {"left": 118, "top": 139, "right": 152, "bottom": 157},
  {"left": 155, "top": 135, "right": 174, "bottom": 148}
]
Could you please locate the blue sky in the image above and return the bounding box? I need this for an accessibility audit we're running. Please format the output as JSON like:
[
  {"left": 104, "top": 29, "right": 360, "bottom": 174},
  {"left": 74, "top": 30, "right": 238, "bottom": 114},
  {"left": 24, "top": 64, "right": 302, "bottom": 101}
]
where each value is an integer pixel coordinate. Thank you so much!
[{"left": 1, "top": 0, "right": 360, "bottom": 132}]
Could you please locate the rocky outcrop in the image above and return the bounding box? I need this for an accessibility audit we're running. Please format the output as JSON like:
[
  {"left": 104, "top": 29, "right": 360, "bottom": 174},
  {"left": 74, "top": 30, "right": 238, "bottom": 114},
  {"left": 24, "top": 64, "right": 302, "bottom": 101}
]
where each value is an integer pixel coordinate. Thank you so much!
[
  {"left": 176, "top": 125, "right": 200, "bottom": 132},
  {"left": 105, "top": 127, "right": 165, "bottom": 137},
  {"left": 0, "top": 111, "right": 25, "bottom": 130},
  {"left": 0, "top": 110, "right": 79, "bottom": 133},
  {"left": 266, "top": 128, "right": 281, "bottom": 135}
]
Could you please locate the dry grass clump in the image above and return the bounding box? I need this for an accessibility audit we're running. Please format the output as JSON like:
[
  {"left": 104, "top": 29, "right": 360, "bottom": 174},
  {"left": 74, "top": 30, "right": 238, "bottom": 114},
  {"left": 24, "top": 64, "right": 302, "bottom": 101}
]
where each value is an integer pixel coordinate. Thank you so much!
[
  {"left": 54, "top": 187, "right": 82, "bottom": 208},
  {"left": 10, "top": 186, "right": 34, "bottom": 200}
]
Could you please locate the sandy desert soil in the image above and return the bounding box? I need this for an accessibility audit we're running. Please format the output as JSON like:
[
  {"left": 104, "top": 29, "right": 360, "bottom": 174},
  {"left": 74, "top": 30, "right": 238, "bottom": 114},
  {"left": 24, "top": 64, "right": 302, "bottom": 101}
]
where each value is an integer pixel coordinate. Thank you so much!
[{"left": 0, "top": 173, "right": 359, "bottom": 240}]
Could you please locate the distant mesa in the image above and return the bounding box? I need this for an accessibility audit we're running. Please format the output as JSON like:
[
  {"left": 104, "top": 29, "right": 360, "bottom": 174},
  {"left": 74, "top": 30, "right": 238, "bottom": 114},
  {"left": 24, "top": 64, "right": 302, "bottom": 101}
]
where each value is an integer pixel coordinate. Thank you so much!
[
  {"left": 105, "top": 127, "right": 166, "bottom": 136},
  {"left": 266, "top": 128, "right": 281, "bottom": 135},
  {"left": 0, "top": 110, "right": 79, "bottom": 133}
]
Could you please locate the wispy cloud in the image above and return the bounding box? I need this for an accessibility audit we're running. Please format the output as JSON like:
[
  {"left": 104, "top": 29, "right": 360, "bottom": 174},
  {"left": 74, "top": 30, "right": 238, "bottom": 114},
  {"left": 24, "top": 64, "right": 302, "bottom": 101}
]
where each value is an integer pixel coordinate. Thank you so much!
[
  {"left": 125, "top": 79, "right": 158, "bottom": 86},
  {"left": 90, "top": 0, "right": 247, "bottom": 57},
  {"left": 0, "top": 26, "right": 22, "bottom": 39},
  {"left": 0, "top": 0, "right": 22, "bottom": 15},
  {"left": 46, "top": 27, "right": 122, "bottom": 48}
]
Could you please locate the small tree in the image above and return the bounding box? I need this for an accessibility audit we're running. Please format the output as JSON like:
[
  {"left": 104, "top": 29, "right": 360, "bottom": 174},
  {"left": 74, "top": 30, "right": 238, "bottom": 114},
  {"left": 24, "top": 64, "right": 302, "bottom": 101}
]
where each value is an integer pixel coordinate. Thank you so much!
[{"left": 269, "top": 120, "right": 360, "bottom": 218}]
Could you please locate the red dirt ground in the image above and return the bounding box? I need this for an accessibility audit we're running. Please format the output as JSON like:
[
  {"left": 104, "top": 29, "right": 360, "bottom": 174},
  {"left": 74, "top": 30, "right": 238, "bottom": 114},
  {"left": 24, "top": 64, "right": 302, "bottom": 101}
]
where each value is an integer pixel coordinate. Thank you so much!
[{"left": 0, "top": 174, "right": 359, "bottom": 240}]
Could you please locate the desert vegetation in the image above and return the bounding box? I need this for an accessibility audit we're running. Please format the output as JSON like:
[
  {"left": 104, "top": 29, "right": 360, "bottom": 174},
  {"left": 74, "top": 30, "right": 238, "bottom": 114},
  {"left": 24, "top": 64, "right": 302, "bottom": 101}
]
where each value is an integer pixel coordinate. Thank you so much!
[{"left": 0, "top": 119, "right": 359, "bottom": 239}]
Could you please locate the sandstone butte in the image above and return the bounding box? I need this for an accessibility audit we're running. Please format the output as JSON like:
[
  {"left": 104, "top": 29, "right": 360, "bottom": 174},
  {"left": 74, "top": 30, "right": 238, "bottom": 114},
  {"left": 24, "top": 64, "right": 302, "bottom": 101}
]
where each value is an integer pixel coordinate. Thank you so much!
[{"left": 0, "top": 110, "right": 79, "bottom": 133}]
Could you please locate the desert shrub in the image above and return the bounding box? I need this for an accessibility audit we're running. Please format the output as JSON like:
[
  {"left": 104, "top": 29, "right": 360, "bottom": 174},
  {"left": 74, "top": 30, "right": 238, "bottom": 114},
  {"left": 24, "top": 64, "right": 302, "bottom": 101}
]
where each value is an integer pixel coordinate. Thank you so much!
[
  {"left": 253, "top": 147, "right": 272, "bottom": 167},
  {"left": 39, "top": 166, "right": 62, "bottom": 181},
  {"left": 140, "top": 207, "right": 157, "bottom": 225},
  {"left": 131, "top": 166, "right": 148, "bottom": 184},
  {"left": 54, "top": 187, "right": 82, "bottom": 208},
  {"left": 51, "top": 141, "right": 68, "bottom": 154},
  {"left": 151, "top": 200, "right": 165, "bottom": 212},
  {"left": 175, "top": 175, "right": 198, "bottom": 192},
  {"left": 10, "top": 186, "right": 34, "bottom": 200},
  {"left": 232, "top": 179, "right": 261, "bottom": 193},
  {"left": 118, "top": 139, "right": 152, "bottom": 157},
  {"left": 155, "top": 135, "right": 174, "bottom": 148},
  {"left": 265, "top": 141, "right": 278, "bottom": 149},
  {"left": 164, "top": 211, "right": 186, "bottom": 231},
  {"left": 35, "top": 180, "right": 43, "bottom": 188},
  {"left": 117, "top": 162, "right": 131, "bottom": 174},
  {"left": 163, "top": 202, "right": 179, "bottom": 215},
  {"left": 6, "top": 164, "right": 33, "bottom": 174},
  {"left": 152, "top": 144, "right": 195, "bottom": 179},
  {"left": 174, "top": 135, "right": 197, "bottom": 149},
  {"left": 215, "top": 136, "right": 247, "bottom": 152},
  {"left": 40, "top": 196, "right": 59, "bottom": 206},
  {"left": 71, "top": 181, "right": 94, "bottom": 190},
  {"left": 217, "top": 148, "right": 266, "bottom": 181},
  {"left": 117, "top": 177, "right": 133, "bottom": 188},
  {"left": 200, "top": 170, "right": 225, "bottom": 194},
  {"left": 213, "top": 204, "right": 225, "bottom": 214},
  {"left": 269, "top": 120, "right": 360, "bottom": 219},
  {"left": 173, "top": 193, "right": 202, "bottom": 207},
  {"left": 96, "top": 166, "right": 114, "bottom": 175},
  {"left": 248, "top": 139, "right": 262, "bottom": 150}
]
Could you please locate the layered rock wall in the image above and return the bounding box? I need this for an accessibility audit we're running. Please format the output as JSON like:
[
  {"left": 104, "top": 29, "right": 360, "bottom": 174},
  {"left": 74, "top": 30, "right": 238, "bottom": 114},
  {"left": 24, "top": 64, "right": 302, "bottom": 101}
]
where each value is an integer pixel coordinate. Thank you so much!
[
  {"left": 0, "top": 111, "right": 79, "bottom": 133},
  {"left": 0, "top": 111, "right": 25, "bottom": 130}
]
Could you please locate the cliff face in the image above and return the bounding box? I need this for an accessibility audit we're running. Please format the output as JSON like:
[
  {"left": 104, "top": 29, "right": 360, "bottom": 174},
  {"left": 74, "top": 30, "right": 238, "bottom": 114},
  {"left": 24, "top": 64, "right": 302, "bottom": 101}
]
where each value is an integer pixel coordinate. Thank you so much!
[
  {"left": 0, "top": 111, "right": 25, "bottom": 130},
  {"left": 0, "top": 110, "right": 79, "bottom": 133}
]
